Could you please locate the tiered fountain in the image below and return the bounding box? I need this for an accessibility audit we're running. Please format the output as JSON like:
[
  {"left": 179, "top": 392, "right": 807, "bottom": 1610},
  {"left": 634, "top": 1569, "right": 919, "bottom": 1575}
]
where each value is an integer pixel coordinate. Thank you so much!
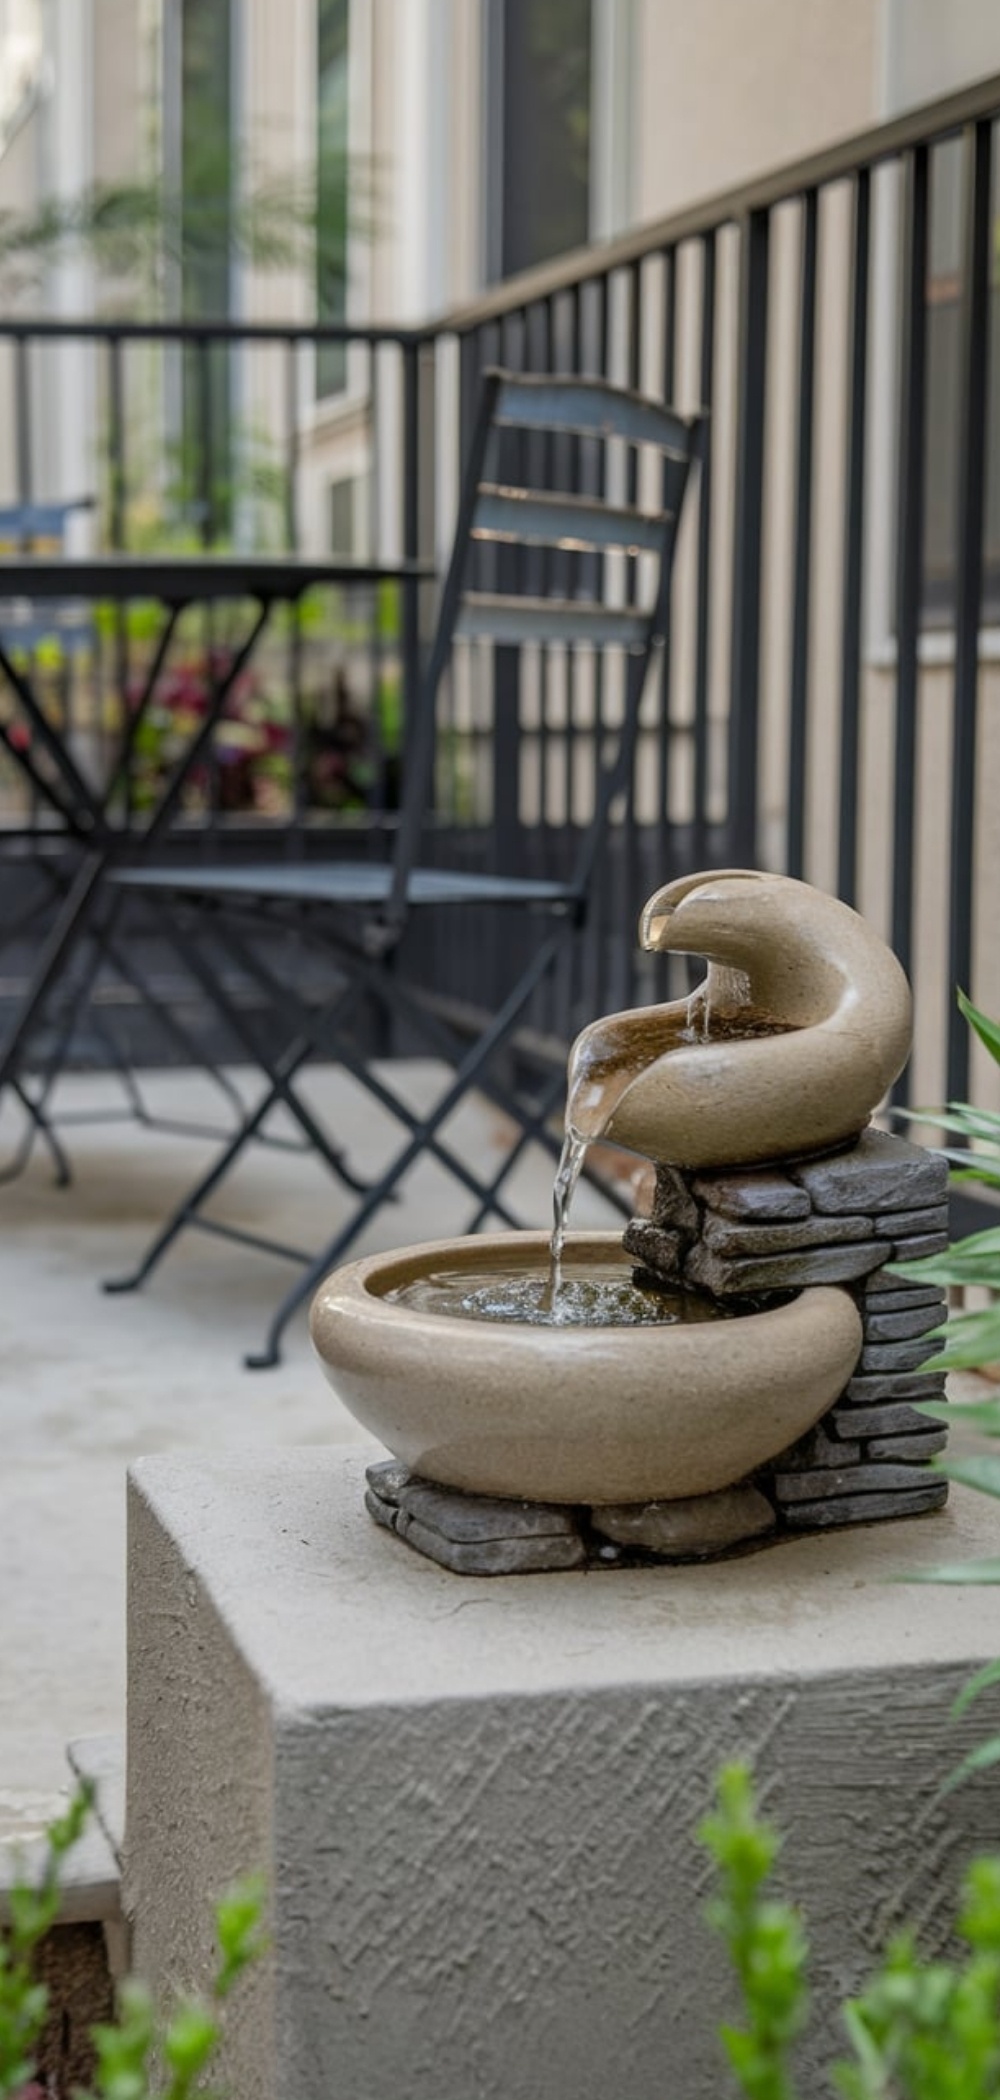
[{"left": 310, "top": 869, "right": 950, "bottom": 1574}]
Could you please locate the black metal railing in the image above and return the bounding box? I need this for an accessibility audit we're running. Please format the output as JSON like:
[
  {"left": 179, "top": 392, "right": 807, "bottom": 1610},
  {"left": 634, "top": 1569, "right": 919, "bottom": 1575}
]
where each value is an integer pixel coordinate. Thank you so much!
[{"left": 3, "top": 70, "right": 1000, "bottom": 1104}]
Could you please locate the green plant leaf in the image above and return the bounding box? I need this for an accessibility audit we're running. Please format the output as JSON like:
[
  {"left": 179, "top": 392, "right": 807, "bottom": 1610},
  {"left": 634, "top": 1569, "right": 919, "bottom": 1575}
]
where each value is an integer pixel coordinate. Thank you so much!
[
  {"left": 952, "top": 1658, "right": 1000, "bottom": 1718},
  {"left": 959, "top": 989, "right": 1000, "bottom": 1069},
  {"left": 904, "top": 1558, "right": 1000, "bottom": 1584},
  {"left": 938, "top": 1733, "right": 1000, "bottom": 1796},
  {"left": 939, "top": 1454, "right": 1000, "bottom": 1498}
]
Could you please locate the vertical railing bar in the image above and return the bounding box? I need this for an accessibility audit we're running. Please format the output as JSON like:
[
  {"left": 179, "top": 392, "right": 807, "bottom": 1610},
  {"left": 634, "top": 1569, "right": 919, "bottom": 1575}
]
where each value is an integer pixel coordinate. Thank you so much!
[
  {"left": 401, "top": 337, "right": 421, "bottom": 805},
  {"left": 622, "top": 260, "right": 643, "bottom": 1007},
  {"left": 692, "top": 232, "right": 716, "bottom": 866},
  {"left": 107, "top": 333, "right": 130, "bottom": 819},
  {"left": 14, "top": 337, "right": 32, "bottom": 515},
  {"left": 947, "top": 117, "right": 993, "bottom": 1103},
  {"left": 657, "top": 246, "right": 677, "bottom": 884},
  {"left": 837, "top": 168, "right": 871, "bottom": 907},
  {"left": 284, "top": 338, "right": 306, "bottom": 835},
  {"left": 786, "top": 188, "right": 818, "bottom": 881},
  {"left": 727, "top": 207, "right": 770, "bottom": 866},
  {"left": 890, "top": 143, "right": 930, "bottom": 1100}
]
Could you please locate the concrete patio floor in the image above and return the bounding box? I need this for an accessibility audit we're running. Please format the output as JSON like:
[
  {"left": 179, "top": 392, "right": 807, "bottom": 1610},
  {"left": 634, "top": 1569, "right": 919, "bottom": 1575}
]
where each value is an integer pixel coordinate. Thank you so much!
[{"left": 0, "top": 1060, "right": 628, "bottom": 1842}]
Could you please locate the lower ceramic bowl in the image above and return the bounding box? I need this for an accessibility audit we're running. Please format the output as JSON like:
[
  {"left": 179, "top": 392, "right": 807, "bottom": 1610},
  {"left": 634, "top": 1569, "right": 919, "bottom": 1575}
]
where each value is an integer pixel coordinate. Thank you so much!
[{"left": 309, "top": 1230, "right": 862, "bottom": 1507}]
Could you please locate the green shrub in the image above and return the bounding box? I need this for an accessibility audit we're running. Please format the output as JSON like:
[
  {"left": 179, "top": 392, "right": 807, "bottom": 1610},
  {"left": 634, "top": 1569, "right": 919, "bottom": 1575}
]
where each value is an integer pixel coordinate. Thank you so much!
[
  {"left": 0, "top": 1788, "right": 265, "bottom": 2100},
  {"left": 702, "top": 1763, "right": 1000, "bottom": 2100}
]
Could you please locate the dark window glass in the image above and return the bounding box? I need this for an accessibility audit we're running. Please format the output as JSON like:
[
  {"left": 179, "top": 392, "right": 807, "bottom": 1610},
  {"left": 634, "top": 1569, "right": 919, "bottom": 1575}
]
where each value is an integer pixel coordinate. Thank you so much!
[
  {"left": 492, "top": 0, "right": 592, "bottom": 281},
  {"left": 317, "top": 0, "right": 350, "bottom": 397}
]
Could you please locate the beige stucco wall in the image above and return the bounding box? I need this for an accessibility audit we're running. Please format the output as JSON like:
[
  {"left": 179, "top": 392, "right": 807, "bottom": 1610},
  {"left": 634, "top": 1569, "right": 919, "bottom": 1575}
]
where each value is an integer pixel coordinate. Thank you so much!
[{"left": 634, "top": 0, "right": 881, "bottom": 225}]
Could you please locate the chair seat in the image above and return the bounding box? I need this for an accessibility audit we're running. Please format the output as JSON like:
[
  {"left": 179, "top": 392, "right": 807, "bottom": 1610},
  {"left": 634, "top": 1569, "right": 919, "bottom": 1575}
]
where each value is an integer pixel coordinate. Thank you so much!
[{"left": 112, "top": 862, "right": 576, "bottom": 908}]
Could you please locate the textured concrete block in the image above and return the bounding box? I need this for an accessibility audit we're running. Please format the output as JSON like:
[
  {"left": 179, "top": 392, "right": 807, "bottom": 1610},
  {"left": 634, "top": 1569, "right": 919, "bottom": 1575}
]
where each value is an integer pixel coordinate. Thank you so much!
[
  {"left": 790, "top": 1130, "right": 947, "bottom": 1215},
  {"left": 126, "top": 1454, "right": 1000, "bottom": 2100}
]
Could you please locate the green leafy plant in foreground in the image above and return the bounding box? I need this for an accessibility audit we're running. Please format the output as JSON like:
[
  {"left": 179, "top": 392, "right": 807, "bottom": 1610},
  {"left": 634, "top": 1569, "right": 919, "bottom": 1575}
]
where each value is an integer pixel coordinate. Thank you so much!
[
  {"left": 889, "top": 991, "right": 1000, "bottom": 1788},
  {"left": 0, "top": 1787, "right": 265, "bottom": 2100},
  {"left": 702, "top": 1763, "right": 1000, "bottom": 2100}
]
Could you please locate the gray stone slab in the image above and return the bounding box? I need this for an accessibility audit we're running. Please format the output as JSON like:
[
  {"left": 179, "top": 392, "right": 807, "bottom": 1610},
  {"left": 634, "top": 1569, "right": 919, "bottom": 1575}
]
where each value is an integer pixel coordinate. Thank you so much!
[
  {"left": 649, "top": 1165, "right": 700, "bottom": 1235},
  {"left": 366, "top": 1464, "right": 581, "bottom": 1544},
  {"left": 773, "top": 1425, "right": 861, "bottom": 1470},
  {"left": 858, "top": 1336, "right": 942, "bottom": 1374},
  {"left": 873, "top": 1205, "right": 949, "bottom": 1239},
  {"left": 867, "top": 1432, "right": 949, "bottom": 1460},
  {"left": 790, "top": 1129, "right": 948, "bottom": 1215},
  {"left": 691, "top": 1169, "right": 810, "bottom": 1221},
  {"left": 862, "top": 1304, "right": 947, "bottom": 1343},
  {"left": 684, "top": 1238, "right": 885, "bottom": 1296},
  {"left": 590, "top": 1485, "right": 776, "bottom": 1558},
  {"left": 888, "top": 1231, "right": 950, "bottom": 1261},
  {"left": 774, "top": 1461, "right": 940, "bottom": 1504},
  {"left": 845, "top": 1370, "right": 946, "bottom": 1404},
  {"left": 621, "top": 1220, "right": 682, "bottom": 1280},
  {"left": 862, "top": 1282, "right": 946, "bottom": 1314},
  {"left": 782, "top": 1480, "right": 949, "bottom": 1528},
  {"left": 702, "top": 1211, "right": 872, "bottom": 1257},
  {"left": 365, "top": 1491, "right": 587, "bottom": 1575},
  {"left": 832, "top": 1400, "right": 945, "bottom": 1437}
]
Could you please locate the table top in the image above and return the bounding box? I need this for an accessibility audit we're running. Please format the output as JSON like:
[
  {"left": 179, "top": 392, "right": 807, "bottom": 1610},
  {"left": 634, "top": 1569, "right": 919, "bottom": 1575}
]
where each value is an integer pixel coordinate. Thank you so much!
[{"left": 0, "top": 553, "right": 433, "bottom": 603}]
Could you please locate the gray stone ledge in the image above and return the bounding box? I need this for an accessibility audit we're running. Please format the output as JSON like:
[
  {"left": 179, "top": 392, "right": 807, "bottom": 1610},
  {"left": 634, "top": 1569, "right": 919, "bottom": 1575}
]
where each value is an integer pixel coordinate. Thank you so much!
[
  {"left": 685, "top": 1238, "right": 886, "bottom": 1296},
  {"left": 622, "top": 1220, "right": 682, "bottom": 1279},
  {"left": 867, "top": 1432, "right": 948, "bottom": 1460},
  {"left": 862, "top": 1282, "right": 946, "bottom": 1314},
  {"left": 789, "top": 1129, "right": 948, "bottom": 1214},
  {"left": 832, "top": 1399, "right": 943, "bottom": 1437},
  {"left": 845, "top": 1370, "right": 945, "bottom": 1404},
  {"left": 873, "top": 1205, "right": 949, "bottom": 1239},
  {"left": 774, "top": 1460, "right": 939, "bottom": 1504},
  {"left": 774, "top": 1426, "right": 861, "bottom": 1470},
  {"left": 781, "top": 1479, "right": 949, "bottom": 1528},
  {"left": 862, "top": 1304, "right": 948, "bottom": 1343},
  {"left": 690, "top": 1169, "right": 810, "bottom": 1221},
  {"left": 888, "top": 1231, "right": 950, "bottom": 1261},
  {"left": 702, "top": 1212, "right": 873, "bottom": 1257},
  {"left": 649, "top": 1165, "right": 700, "bottom": 1235},
  {"left": 365, "top": 1490, "right": 588, "bottom": 1575},
  {"left": 858, "top": 1336, "right": 942, "bottom": 1374}
]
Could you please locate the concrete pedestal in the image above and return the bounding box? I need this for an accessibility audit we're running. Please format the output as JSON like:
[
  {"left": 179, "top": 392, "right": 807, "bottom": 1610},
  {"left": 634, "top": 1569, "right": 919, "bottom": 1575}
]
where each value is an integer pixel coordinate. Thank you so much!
[{"left": 126, "top": 1448, "right": 1000, "bottom": 2100}]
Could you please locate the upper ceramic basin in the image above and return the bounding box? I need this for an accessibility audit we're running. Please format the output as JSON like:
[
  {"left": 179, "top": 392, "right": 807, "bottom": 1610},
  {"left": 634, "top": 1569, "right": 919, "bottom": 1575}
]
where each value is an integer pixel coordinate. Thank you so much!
[{"left": 310, "top": 1231, "right": 862, "bottom": 1506}]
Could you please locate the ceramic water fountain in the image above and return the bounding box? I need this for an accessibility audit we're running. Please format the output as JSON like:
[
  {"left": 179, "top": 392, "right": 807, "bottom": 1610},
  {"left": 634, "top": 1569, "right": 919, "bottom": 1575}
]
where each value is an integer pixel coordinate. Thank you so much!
[{"left": 310, "top": 870, "right": 951, "bottom": 1574}]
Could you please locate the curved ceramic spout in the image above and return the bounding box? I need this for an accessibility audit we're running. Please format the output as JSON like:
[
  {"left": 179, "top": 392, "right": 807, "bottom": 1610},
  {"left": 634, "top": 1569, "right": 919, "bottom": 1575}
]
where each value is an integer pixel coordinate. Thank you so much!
[{"left": 567, "top": 869, "right": 912, "bottom": 1170}]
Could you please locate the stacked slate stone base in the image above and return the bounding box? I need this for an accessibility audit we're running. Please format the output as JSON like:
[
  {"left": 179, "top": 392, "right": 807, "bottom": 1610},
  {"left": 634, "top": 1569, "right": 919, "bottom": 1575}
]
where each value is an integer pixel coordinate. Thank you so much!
[
  {"left": 365, "top": 1127, "right": 950, "bottom": 1576},
  {"left": 624, "top": 1126, "right": 950, "bottom": 1538}
]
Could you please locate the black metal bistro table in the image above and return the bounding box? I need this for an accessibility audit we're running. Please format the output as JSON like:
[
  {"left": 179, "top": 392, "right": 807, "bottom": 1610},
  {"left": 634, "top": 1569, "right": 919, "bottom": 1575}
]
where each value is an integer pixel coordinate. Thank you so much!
[{"left": 0, "top": 554, "right": 431, "bottom": 1170}]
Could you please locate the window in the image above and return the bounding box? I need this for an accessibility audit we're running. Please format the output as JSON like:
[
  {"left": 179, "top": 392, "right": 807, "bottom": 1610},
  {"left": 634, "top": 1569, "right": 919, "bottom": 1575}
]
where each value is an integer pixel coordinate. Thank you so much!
[
  {"left": 316, "top": 0, "right": 350, "bottom": 398},
  {"left": 485, "top": 0, "right": 592, "bottom": 282},
  {"left": 328, "top": 475, "right": 356, "bottom": 555}
]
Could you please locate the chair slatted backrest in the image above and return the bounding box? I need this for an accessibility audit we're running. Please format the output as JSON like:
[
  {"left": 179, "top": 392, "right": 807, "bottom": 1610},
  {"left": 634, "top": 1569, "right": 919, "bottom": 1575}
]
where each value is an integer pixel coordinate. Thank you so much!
[{"left": 385, "top": 369, "right": 705, "bottom": 931}]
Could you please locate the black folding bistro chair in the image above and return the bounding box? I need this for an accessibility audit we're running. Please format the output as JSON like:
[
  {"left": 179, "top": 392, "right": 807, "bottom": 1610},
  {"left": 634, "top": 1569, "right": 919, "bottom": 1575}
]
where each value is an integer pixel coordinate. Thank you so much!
[{"left": 107, "top": 371, "right": 706, "bottom": 1365}]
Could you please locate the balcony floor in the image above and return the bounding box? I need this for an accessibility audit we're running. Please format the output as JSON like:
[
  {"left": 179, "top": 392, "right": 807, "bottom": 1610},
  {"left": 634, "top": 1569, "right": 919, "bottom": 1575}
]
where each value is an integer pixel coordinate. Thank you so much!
[{"left": 0, "top": 1060, "right": 630, "bottom": 1842}]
